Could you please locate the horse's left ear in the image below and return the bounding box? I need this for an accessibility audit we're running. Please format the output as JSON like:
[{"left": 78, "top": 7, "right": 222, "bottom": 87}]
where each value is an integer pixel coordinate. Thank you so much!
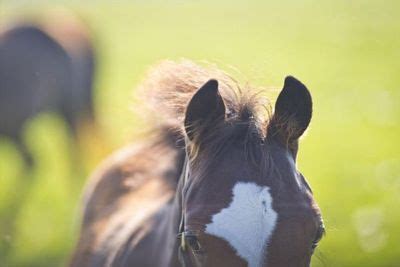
[
  {"left": 268, "top": 76, "right": 312, "bottom": 144},
  {"left": 184, "top": 79, "right": 226, "bottom": 141}
]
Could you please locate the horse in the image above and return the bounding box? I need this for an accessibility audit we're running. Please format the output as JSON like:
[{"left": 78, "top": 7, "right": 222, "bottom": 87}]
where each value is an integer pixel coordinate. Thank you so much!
[
  {"left": 70, "top": 60, "right": 324, "bottom": 267},
  {"left": 0, "top": 17, "right": 95, "bottom": 167}
]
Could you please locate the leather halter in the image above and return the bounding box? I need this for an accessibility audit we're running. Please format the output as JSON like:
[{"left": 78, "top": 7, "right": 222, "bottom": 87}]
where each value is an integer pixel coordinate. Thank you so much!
[
  {"left": 177, "top": 151, "right": 190, "bottom": 247},
  {"left": 176, "top": 144, "right": 196, "bottom": 267}
]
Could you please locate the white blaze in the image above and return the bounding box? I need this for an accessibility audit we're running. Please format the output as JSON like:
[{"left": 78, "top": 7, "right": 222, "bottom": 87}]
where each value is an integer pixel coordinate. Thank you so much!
[{"left": 205, "top": 182, "right": 278, "bottom": 267}]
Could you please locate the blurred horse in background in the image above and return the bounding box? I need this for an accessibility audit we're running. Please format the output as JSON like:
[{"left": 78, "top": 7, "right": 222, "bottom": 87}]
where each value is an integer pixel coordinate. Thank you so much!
[{"left": 0, "top": 11, "right": 96, "bottom": 168}]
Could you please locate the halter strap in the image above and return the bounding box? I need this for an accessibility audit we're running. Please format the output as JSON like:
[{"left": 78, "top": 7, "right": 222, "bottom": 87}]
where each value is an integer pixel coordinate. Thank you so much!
[
  {"left": 177, "top": 143, "right": 192, "bottom": 266},
  {"left": 177, "top": 153, "right": 190, "bottom": 248}
]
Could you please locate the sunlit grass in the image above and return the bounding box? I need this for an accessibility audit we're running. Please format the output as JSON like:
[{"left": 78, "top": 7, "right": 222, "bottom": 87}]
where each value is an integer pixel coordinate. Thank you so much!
[{"left": 1, "top": 1, "right": 399, "bottom": 266}]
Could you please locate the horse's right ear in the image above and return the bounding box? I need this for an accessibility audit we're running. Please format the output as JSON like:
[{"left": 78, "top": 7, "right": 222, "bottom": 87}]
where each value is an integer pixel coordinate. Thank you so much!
[
  {"left": 268, "top": 76, "right": 312, "bottom": 145},
  {"left": 184, "top": 79, "right": 226, "bottom": 141}
]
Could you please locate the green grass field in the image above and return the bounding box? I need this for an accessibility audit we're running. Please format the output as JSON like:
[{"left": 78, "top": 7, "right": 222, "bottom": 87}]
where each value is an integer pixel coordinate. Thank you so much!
[{"left": 1, "top": 1, "right": 399, "bottom": 266}]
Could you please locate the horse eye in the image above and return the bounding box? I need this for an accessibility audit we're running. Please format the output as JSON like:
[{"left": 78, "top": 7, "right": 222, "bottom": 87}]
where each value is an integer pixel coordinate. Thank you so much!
[{"left": 186, "top": 235, "right": 202, "bottom": 252}]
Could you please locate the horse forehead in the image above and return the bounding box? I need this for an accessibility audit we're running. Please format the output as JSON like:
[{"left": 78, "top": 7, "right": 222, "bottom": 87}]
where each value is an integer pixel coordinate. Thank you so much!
[{"left": 205, "top": 181, "right": 278, "bottom": 267}]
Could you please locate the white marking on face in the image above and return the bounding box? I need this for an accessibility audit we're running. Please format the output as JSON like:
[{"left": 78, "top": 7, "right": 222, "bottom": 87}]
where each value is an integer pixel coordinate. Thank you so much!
[{"left": 205, "top": 182, "right": 278, "bottom": 267}]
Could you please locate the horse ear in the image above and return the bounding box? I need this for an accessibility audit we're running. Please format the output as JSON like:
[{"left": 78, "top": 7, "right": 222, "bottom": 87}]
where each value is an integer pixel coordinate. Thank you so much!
[
  {"left": 184, "top": 79, "right": 226, "bottom": 141},
  {"left": 269, "top": 76, "right": 312, "bottom": 144}
]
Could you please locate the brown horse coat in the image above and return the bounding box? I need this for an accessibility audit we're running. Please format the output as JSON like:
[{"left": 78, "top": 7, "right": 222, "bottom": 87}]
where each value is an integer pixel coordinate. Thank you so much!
[{"left": 71, "top": 60, "right": 323, "bottom": 267}]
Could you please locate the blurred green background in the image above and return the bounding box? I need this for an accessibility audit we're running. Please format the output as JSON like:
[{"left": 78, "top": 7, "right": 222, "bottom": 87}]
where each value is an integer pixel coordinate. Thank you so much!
[{"left": 1, "top": 1, "right": 399, "bottom": 266}]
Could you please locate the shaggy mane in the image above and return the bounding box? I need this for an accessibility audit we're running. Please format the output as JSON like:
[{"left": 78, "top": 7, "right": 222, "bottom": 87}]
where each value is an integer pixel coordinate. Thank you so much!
[
  {"left": 139, "top": 60, "right": 272, "bottom": 143},
  {"left": 133, "top": 59, "right": 277, "bottom": 180}
]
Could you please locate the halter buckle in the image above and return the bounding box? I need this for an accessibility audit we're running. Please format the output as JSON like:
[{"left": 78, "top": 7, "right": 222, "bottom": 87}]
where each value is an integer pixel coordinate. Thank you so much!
[{"left": 178, "top": 231, "right": 187, "bottom": 251}]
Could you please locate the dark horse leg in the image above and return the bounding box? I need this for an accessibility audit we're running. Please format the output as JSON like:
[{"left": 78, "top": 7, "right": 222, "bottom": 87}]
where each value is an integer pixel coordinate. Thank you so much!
[{"left": 12, "top": 134, "right": 34, "bottom": 171}]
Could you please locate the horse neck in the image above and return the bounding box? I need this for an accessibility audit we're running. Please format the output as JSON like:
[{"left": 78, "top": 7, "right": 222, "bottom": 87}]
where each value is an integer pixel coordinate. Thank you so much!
[
  {"left": 147, "top": 148, "right": 187, "bottom": 267},
  {"left": 166, "top": 151, "right": 188, "bottom": 265}
]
